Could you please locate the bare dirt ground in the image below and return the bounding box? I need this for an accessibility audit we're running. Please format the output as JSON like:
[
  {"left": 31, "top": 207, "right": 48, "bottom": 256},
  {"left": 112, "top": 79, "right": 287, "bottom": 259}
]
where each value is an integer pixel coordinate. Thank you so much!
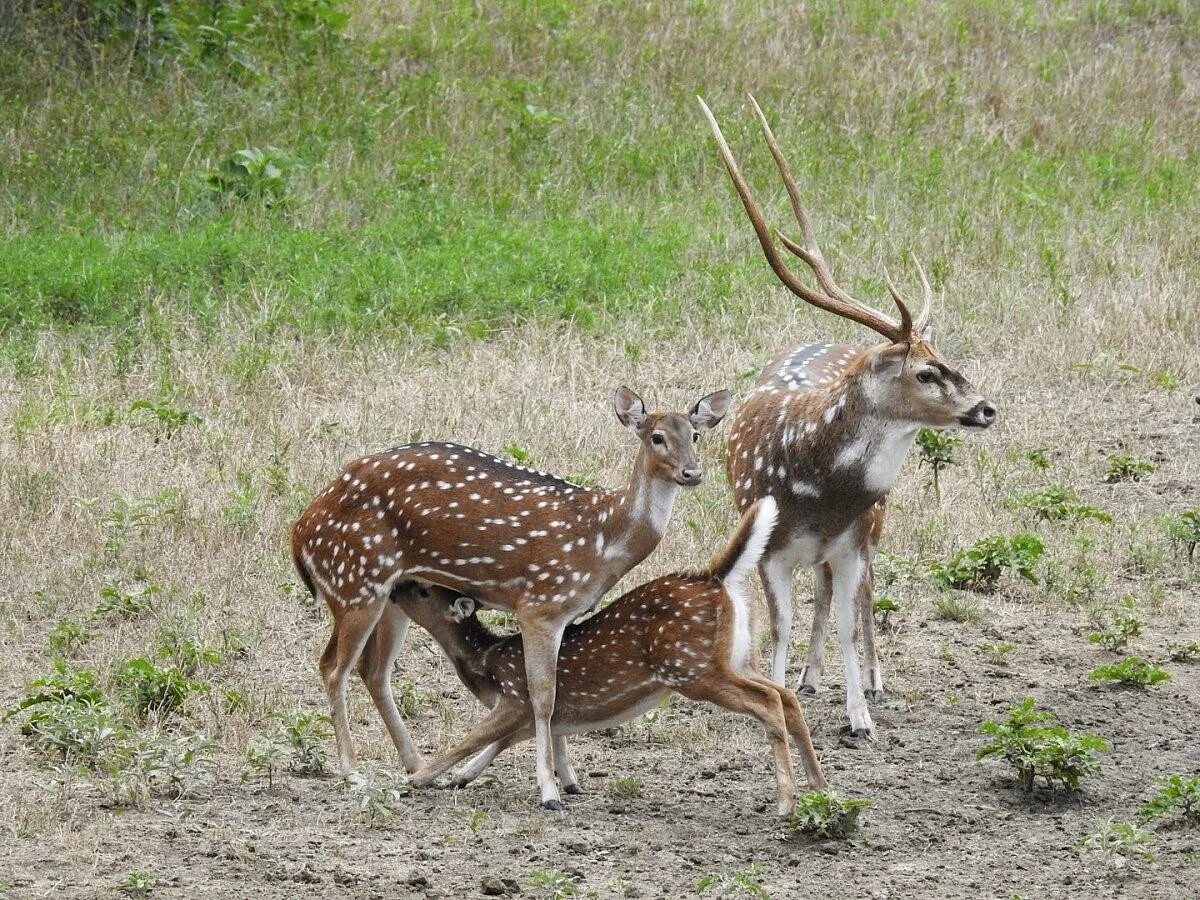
[{"left": 2, "top": 304, "right": 1198, "bottom": 898}]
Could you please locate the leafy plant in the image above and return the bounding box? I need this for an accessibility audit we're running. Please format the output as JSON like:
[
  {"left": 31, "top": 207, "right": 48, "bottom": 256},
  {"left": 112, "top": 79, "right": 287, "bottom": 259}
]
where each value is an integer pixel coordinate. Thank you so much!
[
  {"left": 1024, "top": 447, "right": 1053, "bottom": 471},
  {"left": 207, "top": 146, "right": 298, "bottom": 205},
  {"left": 242, "top": 737, "right": 288, "bottom": 789},
  {"left": 3, "top": 664, "right": 126, "bottom": 762},
  {"left": 1167, "top": 641, "right": 1200, "bottom": 663},
  {"left": 1102, "top": 452, "right": 1154, "bottom": 483},
  {"left": 114, "top": 657, "right": 204, "bottom": 719},
  {"left": 931, "top": 533, "right": 1045, "bottom": 592},
  {"left": 932, "top": 593, "right": 983, "bottom": 623},
  {"left": 1163, "top": 510, "right": 1200, "bottom": 561},
  {"left": 873, "top": 596, "right": 901, "bottom": 630},
  {"left": 118, "top": 870, "right": 156, "bottom": 899},
  {"left": 1079, "top": 820, "right": 1157, "bottom": 874},
  {"left": 916, "top": 428, "right": 961, "bottom": 497},
  {"left": 348, "top": 769, "right": 412, "bottom": 826},
  {"left": 279, "top": 711, "right": 332, "bottom": 776},
  {"left": 106, "top": 733, "right": 216, "bottom": 806},
  {"left": 978, "top": 641, "right": 1016, "bottom": 666},
  {"left": 607, "top": 775, "right": 642, "bottom": 798},
  {"left": 1139, "top": 774, "right": 1200, "bottom": 827},
  {"left": 47, "top": 619, "right": 91, "bottom": 657},
  {"left": 785, "top": 791, "right": 871, "bottom": 839},
  {"left": 1087, "top": 596, "right": 1143, "bottom": 651},
  {"left": 1089, "top": 656, "right": 1170, "bottom": 688},
  {"left": 502, "top": 442, "right": 533, "bottom": 465},
  {"left": 976, "top": 697, "right": 1110, "bottom": 792},
  {"left": 697, "top": 866, "right": 769, "bottom": 898},
  {"left": 1011, "top": 484, "right": 1112, "bottom": 524},
  {"left": 526, "top": 869, "right": 584, "bottom": 899},
  {"left": 90, "top": 577, "right": 160, "bottom": 621}
]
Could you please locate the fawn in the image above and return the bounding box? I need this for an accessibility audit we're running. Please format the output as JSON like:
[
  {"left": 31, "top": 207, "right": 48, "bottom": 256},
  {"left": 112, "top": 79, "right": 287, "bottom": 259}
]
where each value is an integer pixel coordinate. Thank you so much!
[{"left": 395, "top": 496, "right": 828, "bottom": 817}]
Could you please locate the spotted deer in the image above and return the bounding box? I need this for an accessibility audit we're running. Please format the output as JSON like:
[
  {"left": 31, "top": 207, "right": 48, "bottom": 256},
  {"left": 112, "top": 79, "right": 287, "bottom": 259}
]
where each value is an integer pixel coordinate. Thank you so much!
[
  {"left": 291, "top": 386, "right": 731, "bottom": 809},
  {"left": 395, "top": 496, "right": 827, "bottom": 817},
  {"left": 699, "top": 95, "right": 997, "bottom": 736}
]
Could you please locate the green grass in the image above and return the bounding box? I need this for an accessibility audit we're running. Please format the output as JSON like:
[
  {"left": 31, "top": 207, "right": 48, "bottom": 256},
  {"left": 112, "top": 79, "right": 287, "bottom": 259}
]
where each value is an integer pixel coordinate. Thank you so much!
[{"left": 3, "top": 0, "right": 1200, "bottom": 342}]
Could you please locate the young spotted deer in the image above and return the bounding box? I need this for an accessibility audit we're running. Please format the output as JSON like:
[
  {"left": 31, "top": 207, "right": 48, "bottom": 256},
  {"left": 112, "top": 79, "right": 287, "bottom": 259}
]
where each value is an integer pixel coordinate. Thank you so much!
[
  {"left": 291, "top": 386, "right": 731, "bottom": 809},
  {"left": 699, "top": 96, "right": 997, "bottom": 736},
  {"left": 396, "top": 496, "right": 827, "bottom": 817}
]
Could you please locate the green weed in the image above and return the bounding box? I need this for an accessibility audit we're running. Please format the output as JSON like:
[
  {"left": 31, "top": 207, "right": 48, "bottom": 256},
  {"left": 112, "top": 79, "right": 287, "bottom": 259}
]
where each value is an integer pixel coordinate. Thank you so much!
[
  {"left": 1139, "top": 774, "right": 1200, "bottom": 828},
  {"left": 114, "top": 657, "right": 204, "bottom": 720},
  {"left": 785, "top": 791, "right": 871, "bottom": 839},
  {"left": 1163, "top": 510, "right": 1200, "bottom": 561},
  {"left": 1089, "top": 657, "right": 1170, "bottom": 688},
  {"left": 1102, "top": 453, "right": 1154, "bottom": 484},
  {"left": 916, "top": 428, "right": 961, "bottom": 497},
  {"left": 1011, "top": 484, "right": 1112, "bottom": 524},
  {"left": 1087, "top": 596, "right": 1143, "bottom": 651},
  {"left": 1079, "top": 820, "right": 1157, "bottom": 875},
  {"left": 931, "top": 533, "right": 1045, "bottom": 592},
  {"left": 873, "top": 596, "right": 901, "bottom": 630},
  {"left": 977, "top": 698, "right": 1109, "bottom": 792}
]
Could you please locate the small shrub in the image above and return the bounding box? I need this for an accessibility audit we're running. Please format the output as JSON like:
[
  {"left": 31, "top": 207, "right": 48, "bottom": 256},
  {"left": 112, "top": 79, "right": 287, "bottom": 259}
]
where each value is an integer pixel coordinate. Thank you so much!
[
  {"left": 1163, "top": 510, "right": 1200, "bottom": 561},
  {"left": 279, "top": 711, "right": 332, "bottom": 776},
  {"left": 697, "top": 866, "right": 769, "bottom": 898},
  {"left": 129, "top": 399, "right": 202, "bottom": 437},
  {"left": 47, "top": 620, "right": 91, "bottom": 657},
  {"left": 873, "top": 596, "right": 900, "bottom": 630},
  {"left": 932, "top": 593, "right": 983, "bottom": 623},
  {"left": 1089, "top": 657, "right": 1170, "bottom": 688},
  {"left": 242, "top": 737, "right": 288, "bottom": 789},
  {"left": 502, "top": 442, "right": 533, "bottom": 465},
  {"left": 1024, "top": 447, "right": 1053, "bottom": 471},
  {"left": 155, "top": 632, "right": 223, "bottom": 676},
  {"left": 1167, "top": 641, "right": 1200, "bottom": 663},
  {"left": 1087, "top": 596, "right": 1143, "bottom": 651},
  {"left": 1011, "top": 484, "right": 1112, "bottom": 524},
  {"left": 118, "top": 871, "right": 156, "bottom": 899},
  {"left": 978, "top": 641, "right": 1015, "bottom": 666},
  {"left": 1139, "top": 774, "right": 1200, "bottom": 827},
  {"left": 207, "top": 147, "right": 298, "bottom": 205},
  {"left": 106, "top": 734, "right": 216, "bottom": 806},
  {"left": 785, "top": 791, "right": 870, "bottom": 839},
  {"left": 349, "top": 769, "right": 413, "bottom": 826},
  {"left": 90, "top": 578, "right": 159, "bottom": 621},
  {"left": 976, "top": 697, "right": 1110, "bottom": 792},
  {"left": 916, "top": 428, "right": 961, "bottom": 497},
  {"left": 114, "top": 657, "right": 203, "bottom": 720},
  {"left": 607, "top": 775, "right": 642, "bottom": 798},
  {"left": 1102, "top": 453, "right": 1154, "bottom": 483},
  {"left": 1079, "top": 820, "right": 1157, "bottom": 875},
  {"left": 526, "top": 870, "right": 585, "bottom": 899},
  {"left": 931, "top": 533, "right": 1045, "bottom": 592}
]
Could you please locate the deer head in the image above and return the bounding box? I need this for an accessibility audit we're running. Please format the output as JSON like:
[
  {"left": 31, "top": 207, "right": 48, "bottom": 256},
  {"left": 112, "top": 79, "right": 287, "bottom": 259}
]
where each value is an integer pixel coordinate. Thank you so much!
[
  {"left": 613, "top": 386, "right": 732, "bottom": 486},
  {"left": 698, "top": 95, "right": 996, "bottom": 432}
]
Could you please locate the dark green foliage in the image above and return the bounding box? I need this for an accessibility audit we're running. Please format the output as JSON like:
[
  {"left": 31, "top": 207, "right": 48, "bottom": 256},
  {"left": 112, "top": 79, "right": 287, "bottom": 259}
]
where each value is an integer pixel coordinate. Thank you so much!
[
  {"left": 1011, "top": 484, "right": 1112, "bottom": 524},
  {"left": 872, "top": 596, "right": 900, "bottom": 630},
  {"left": 1139, "top": 774, "right": 1200, "bottom": 827},
  {"left": 931, "top": 533, "right": 1045, "bottom": 592},
  {"left": 1164, "top": 510, "right": 1200, "bottom": 561},
  {"left": 786, "top": 791, "right": 871, "bottom": 839},
  {"left": 977, "top": 698, "right": 1110, "bottom": 792},
  {"left": 1102, "top": 453, "right": 1154, "bottom": 483},
  {"left": 114, "top": 657, "right": 204, "bottom": 719},
  {"left": 1089, "top": 656, "right": 1170, "bottom": 687},
  {"left": 915, "top": 428, "right": 961, "bottom": 497}
]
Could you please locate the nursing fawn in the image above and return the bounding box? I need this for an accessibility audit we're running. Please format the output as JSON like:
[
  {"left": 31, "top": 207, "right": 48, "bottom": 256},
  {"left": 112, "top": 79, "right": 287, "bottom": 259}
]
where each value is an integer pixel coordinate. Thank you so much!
[
  {"left": 699, "top": 95, "right": 997, "bottom": 735},
  {"left": 397, "top": 496, "right": 828, "bottom": 817},
  {"left": 291, "top": 386, "right": 731, "bottom": 808}
]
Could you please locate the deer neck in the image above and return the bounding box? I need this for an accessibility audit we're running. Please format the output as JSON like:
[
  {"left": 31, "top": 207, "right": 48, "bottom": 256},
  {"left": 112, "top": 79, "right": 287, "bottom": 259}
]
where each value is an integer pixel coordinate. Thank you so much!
[
  {"left": 825, "top": 377, "right": 919, "bottom": 498},
  {"left": 604, "top": 449, "right": 679, "bottom": 568}
]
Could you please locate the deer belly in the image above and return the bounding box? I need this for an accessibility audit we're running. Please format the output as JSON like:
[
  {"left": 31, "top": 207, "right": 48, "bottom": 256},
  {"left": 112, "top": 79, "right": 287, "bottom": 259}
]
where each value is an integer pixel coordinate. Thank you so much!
[{"left": 551, "top": 688, "right": 671, "bottom": 735}]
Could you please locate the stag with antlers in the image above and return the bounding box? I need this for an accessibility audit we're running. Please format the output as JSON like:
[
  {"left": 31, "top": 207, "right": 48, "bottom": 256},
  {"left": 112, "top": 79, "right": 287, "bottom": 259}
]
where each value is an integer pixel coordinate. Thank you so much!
[
  {"left": 699, "top": 95, "right": 997, "bottom": 736},
  {"left": 291, "top": 386, "right": 730, "bottom": 808}
]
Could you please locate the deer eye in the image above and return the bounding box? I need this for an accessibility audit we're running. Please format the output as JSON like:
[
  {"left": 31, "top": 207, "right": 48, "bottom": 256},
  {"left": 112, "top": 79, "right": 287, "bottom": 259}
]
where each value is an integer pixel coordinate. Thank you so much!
[
  {"left": 691, "top": 432, "right": 700, "bottom": 444},
  {"left": 917, "top": 369, "right": 938, "bottom": 385},
  {"left": 651, "top": 433, "right": 665, "bottom": 446}
]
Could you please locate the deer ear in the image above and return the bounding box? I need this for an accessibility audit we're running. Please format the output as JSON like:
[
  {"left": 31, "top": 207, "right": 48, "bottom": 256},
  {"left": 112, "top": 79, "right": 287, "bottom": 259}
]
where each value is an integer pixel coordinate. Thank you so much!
[
  {"left": 920, "top": 323, "right": 936, "bottom": 344},
  {"left": 871, "top": 343, "right": 910, "bottom": 377},
  {"left": 690, "top": 389, "right": 732, "bottom": 432},
  {"left": 448, "top": 596, "right": 475, "bottom": 623},
  {"left": 612, "top": 386, "right": 647, "bottom": 432}
]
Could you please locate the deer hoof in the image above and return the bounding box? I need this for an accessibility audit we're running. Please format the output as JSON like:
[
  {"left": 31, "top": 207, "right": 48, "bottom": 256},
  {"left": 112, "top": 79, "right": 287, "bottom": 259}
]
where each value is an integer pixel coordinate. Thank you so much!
[
  {"left": 563, "top": 783, "right": 586, "bottom": 796},
  {"left": 864, "top": 688, "right": 886, "bottom": 703},
  {"left": 541, "top": 799, "right": 566, "bottom": 812},
  {"left": 797, "top": 684, "right": 817, "bottom": 696},
  {"left": 850, "top": 727, "right": 873, "bottom": 739}
]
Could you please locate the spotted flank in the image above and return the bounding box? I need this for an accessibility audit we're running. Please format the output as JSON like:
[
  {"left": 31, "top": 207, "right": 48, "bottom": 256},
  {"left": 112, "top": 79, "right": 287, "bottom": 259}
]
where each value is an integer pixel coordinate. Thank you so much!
[{"left": 771, "top": 341, "right": 859, "bottom": 392}]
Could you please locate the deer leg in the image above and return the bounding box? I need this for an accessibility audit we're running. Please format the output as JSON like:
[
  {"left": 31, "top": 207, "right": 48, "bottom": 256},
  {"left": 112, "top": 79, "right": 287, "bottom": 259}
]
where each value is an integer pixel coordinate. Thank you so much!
[
  {"left": 320, "top": 599, "right": 388, "bottom": 775},
  {"left": 857, "top": 561, "right": 885, "bottom": 703},
  {"left": 760, "top": 553, "right": 795, "bottom": 686},
  {"left": 449, "top": 730, "right": 529, "bottom": 788},
  {"left": 515, "top": 607, "right": 569, "bottom": 810},
  {"left": 748, "top": 674, "right": 828, "bottom": 790},
  {"left": 357, "top": 600, "right": 425, "bottom": 772},
  {"left": 412, "top": 702, "right": 528, "bottom": 788},
  {"left": 683, "top": 673, "right": 796, "bottom": 818},
  {"left": 553, "top": 734, "right": 584, "bottom": 795},
  {"left": 798, "top": 563, "right": 832, "bottom": 695},
  {"left": 829, "top": 553, "right": 873, "bottom": 737}
]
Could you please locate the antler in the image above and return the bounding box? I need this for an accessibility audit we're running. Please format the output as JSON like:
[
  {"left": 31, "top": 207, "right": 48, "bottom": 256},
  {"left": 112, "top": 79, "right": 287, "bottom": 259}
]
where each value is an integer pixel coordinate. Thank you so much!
[{"left": 698, "top": 93, "right": 933, "bottom": 344}]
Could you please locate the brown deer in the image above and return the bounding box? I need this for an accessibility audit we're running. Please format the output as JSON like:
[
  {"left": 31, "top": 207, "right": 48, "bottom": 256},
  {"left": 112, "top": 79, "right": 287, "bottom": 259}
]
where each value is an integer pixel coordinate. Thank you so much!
[
  {"left": 699, "top": 95, "right": 997, "bottom": 736},
  {"left": 291, "top": 386, "right": 731, "bottom": 809},
  {"left": 395, "top": 496, "right": 828, "bottom": 817}
]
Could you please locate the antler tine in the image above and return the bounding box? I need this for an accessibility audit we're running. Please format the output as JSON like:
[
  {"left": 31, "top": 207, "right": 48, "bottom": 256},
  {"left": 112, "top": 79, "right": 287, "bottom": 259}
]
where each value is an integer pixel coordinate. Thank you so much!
[
  {"left": 742, "top": 94, "right": 905, "bottom": 342},
  {"left": 911, "top": 252, "right": 934, "bottom": 333},
  {"left": 882, "top": 269, "right": 914, "bottom": 341},
  {"left": 698, "top": 96, "right": 902, "bottom": 343}
]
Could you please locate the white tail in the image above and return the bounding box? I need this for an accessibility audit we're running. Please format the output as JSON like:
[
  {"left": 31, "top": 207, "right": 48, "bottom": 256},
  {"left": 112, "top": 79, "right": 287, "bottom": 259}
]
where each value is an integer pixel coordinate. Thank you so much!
[
  {"left": 292, "top": 385, "right": 731, "bottom": 809},
  {"left": 701, "top": 95, "right": 997, "bottom": 736},
  {"left": 396, "top": 499, "right": 827, "bottom": 817}
]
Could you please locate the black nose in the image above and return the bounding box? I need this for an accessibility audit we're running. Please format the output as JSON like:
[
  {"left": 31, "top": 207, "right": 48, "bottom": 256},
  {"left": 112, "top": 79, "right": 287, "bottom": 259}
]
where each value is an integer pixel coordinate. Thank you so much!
[
  {"left": 979, "top": 402, "right": 997, "bottom": 423},
  {"left": 678, "top": 466, "right": 702, "bottom": 485},
  {"left": 959, "top": 401, "right": 998, "bottom": 428}
]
